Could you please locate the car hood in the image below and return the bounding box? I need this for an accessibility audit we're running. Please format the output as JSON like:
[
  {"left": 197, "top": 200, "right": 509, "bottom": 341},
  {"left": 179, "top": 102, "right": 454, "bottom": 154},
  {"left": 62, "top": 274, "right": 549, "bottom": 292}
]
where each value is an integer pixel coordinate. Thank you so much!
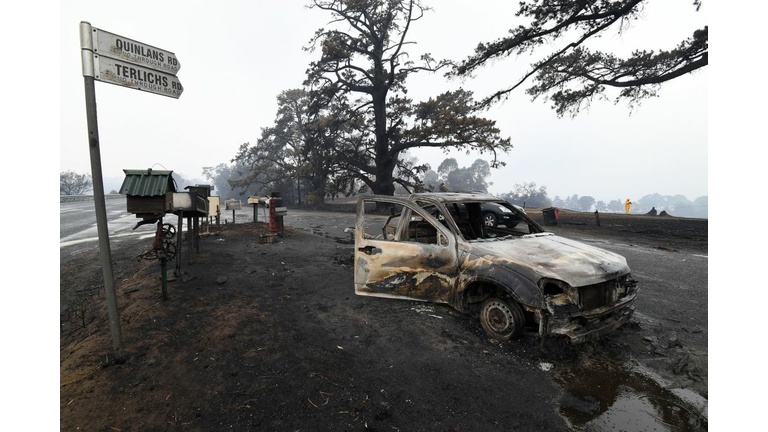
[{"left": 468, "top": 234, "right": 630, "bottom": 287}]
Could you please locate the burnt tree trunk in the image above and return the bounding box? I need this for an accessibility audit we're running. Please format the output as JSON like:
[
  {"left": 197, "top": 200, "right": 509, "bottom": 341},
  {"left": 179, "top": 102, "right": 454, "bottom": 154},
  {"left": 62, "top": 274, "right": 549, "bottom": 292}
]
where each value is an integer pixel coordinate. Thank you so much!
[{"left": 369, "top": 53, "right": 397, "bottom": 198}]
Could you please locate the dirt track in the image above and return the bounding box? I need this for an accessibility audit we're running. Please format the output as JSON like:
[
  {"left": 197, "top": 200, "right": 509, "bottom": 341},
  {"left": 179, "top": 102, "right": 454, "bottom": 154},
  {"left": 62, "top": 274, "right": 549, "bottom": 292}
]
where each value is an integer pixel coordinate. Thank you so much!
[{"left": 60, "top": 211, "right": 708, "bottom": 431}]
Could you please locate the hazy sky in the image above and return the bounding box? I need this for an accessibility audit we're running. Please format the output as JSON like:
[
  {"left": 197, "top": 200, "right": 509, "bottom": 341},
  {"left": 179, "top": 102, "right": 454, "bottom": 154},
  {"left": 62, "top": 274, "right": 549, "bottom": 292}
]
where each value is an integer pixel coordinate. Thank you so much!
[{"left": 60, "top": 0, "right": 707, "bottom": 202}]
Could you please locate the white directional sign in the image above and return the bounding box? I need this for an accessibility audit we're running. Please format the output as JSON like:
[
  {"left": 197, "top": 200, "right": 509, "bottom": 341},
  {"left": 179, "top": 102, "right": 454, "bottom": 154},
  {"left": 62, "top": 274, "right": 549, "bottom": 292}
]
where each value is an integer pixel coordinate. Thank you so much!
[
  {"left": 94, "top": 55, "right": 184, "bottom": 98},
  {"left": 80, "top": 22, "right": 183, "bottom": 99},
  {"left": 92, "top": 28, "right": 181, "bottom": 75}
]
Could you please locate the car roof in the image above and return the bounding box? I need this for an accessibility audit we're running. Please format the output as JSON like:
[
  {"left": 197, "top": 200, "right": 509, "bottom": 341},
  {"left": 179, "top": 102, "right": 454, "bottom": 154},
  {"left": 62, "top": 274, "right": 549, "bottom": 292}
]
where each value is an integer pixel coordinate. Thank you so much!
[{"left": 408, "top": 192, "right": 504, "bottom": 203}]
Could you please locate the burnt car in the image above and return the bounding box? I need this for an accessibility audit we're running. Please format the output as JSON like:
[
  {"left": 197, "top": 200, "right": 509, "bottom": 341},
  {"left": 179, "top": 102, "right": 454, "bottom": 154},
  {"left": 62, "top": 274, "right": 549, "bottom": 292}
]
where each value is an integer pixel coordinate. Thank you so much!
[{"left": 354, "top": 193, "right": 637, "bottom": 343}]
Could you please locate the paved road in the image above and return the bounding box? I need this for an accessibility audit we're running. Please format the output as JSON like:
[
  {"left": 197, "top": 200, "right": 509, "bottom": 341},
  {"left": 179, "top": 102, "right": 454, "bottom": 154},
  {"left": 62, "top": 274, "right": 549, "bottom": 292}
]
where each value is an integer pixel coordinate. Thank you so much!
[{"left": 60, "top": 197, "right": 159, "bottom": 248}]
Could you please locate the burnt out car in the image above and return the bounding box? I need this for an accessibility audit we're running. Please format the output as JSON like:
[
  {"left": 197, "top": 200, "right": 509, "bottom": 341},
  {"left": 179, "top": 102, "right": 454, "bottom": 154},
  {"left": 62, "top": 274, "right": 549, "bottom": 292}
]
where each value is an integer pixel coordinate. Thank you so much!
[{"left": 354, "top": 193, "right": 637, "bottom": 343}]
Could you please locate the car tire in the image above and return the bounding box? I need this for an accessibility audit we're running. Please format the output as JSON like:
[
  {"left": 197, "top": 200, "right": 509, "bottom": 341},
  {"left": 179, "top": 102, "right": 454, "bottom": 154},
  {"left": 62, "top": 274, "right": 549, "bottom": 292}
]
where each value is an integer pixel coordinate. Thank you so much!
[
  {"left": 483, "top": 212, "right": 497, "bottom": 227},
  {"left": 479, "top": 297, "right": 525, "bottom": 340}
]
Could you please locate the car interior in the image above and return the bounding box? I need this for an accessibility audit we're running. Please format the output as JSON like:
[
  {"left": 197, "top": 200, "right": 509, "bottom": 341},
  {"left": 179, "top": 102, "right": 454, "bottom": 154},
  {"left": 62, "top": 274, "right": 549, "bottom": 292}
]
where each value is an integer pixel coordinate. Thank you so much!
[
  {"left": 364, "top": 200, "right": 539, "bottom": 245},
  {"left": 418, "top": 201, "right": 538, "bottom": 241}
]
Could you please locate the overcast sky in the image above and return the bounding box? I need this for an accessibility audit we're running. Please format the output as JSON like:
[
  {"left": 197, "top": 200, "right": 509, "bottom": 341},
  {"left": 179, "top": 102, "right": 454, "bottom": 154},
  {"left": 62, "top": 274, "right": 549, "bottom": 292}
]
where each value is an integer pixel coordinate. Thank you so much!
[{"left": 60, "top": 0, "right": 707, "bottom": 202}]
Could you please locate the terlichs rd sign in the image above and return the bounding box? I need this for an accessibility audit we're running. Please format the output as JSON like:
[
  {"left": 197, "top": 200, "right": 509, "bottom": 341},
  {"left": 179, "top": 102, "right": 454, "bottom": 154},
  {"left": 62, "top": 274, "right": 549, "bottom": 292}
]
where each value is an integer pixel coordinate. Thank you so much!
[{"left": 80, "top": 23, "right": 184, "bottom": 98}]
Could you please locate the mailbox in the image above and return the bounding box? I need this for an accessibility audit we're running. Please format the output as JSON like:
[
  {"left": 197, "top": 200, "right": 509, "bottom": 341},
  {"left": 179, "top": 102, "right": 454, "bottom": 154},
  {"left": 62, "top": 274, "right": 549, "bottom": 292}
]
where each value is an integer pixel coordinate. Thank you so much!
[
  {"left": 247, "top": 196, "right": 260, "bottom": 205},
  {"left": 268, "top": 192, "right": 284, "bottom": 233},
  {"left": 171, "top": 192, "right": 207, "bottom": 215},
  {"left": 186, "top": 184, "right": 213, "bottom": 200},
  {"left": 120, "top": 169, "right": 177, "bottom": 218},
  {"left": 208, "top": 196, "right": 221, "bottom": 217},
  {"left": 225, "top": 199, "right": 242, "bottom": 211}
]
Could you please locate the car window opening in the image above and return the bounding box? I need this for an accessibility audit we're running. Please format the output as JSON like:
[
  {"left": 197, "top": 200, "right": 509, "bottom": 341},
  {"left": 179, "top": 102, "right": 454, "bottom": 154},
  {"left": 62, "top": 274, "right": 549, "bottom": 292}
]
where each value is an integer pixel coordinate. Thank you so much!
[
  {"left": 363, "top": 201, "right": 447, "bottom": 246},
  {"left": 419, "top": 201, "right": 541, "bottom": 241}
]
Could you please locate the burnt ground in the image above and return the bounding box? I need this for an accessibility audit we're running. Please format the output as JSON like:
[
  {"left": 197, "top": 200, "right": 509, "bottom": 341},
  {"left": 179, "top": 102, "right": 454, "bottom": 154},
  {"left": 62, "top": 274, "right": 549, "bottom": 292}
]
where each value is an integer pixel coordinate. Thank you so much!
[
  {"left": 524, "top": 207, "right": 708, "bottom": 253},
  {"left": 60, "top": 210, "right": 708, "bottom": 431}
]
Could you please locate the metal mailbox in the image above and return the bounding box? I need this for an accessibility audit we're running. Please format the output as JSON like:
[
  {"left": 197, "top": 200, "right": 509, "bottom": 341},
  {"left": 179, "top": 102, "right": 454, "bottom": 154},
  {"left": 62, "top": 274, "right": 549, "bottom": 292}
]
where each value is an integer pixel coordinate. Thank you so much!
[
  {"left": 120, "top": 169, "right": 177, "bottom": 218},
  {"left": 171, "top": 192, "right": 207, "bottom": 215},
  {"left": 186, "top": 184, "right": 213, "bottom": 200},
  {"left": 225, "top": 199, "right": 242, "bottom": 211},
  {"left": 208, "top": 196, "right": 221, "bottom": 217}
]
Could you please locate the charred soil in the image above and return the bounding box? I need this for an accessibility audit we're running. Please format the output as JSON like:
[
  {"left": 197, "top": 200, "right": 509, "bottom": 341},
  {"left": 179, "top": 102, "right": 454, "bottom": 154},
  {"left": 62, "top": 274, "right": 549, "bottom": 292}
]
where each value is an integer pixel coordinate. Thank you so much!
[
  {"left": 60, "top": 213, "right": 707, "bottom": 431},
  {"left": 61, "top": 223, "right": 569, "bottom": 431},
  {"left": 526, "top": 208, "right": 708, "bottom": 254}
]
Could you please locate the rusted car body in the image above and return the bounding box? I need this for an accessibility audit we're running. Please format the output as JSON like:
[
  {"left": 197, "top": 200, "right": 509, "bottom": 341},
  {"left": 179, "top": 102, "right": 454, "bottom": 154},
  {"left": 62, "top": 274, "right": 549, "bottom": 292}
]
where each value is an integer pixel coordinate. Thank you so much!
[{"left": 354, "top": 193, "right": 638, "bottom": 343}]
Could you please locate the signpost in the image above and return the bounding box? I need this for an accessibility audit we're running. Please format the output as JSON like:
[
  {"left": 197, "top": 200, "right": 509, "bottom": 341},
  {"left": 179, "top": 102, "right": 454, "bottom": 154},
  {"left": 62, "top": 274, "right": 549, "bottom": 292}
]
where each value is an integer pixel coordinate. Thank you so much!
[{"left": 79, "top": 21, "right": 184, "bottom": 361}]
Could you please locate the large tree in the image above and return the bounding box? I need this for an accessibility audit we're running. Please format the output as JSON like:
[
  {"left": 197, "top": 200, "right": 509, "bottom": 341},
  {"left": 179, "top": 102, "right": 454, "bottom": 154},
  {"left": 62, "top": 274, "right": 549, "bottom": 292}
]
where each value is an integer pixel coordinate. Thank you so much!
[
  {"left": 230, "top": 88, "right": 358, "bottom": 205},
  {"left": 452, "top": 0, "right": 707, "bottom": 116},
  {"left": 306, "top": 0, "right": 511, "bottom": 196}
]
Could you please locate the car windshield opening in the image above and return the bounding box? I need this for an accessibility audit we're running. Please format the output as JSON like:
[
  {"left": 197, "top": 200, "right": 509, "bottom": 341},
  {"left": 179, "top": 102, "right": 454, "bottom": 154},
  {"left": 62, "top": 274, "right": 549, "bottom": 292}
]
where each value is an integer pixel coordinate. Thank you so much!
[{"left": 436, "top": 201, "right": 541, "bottom": 241}]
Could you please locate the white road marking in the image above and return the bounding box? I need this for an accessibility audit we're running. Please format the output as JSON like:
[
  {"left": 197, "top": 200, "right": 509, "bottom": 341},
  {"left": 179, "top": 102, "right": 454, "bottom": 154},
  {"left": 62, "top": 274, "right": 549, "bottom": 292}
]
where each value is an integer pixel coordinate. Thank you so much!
[
  {"left": 692, "top": 254, "right": 708, "bottom": 259},
  {"left": 60, "top": 231, "right": 154, "bottom": 248}
]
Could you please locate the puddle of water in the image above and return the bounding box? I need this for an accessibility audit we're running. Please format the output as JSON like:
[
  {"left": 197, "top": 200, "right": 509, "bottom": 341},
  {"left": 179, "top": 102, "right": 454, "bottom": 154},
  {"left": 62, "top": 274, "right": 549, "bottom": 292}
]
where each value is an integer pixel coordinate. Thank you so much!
[{"left": 555, "top": 357, "right": 707, "bottom": 431}]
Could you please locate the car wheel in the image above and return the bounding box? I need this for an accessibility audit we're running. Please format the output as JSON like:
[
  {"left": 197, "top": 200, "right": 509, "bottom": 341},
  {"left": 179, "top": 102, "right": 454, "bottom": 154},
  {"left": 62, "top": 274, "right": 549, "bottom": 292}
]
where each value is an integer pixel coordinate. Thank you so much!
[
  {"left": 483, "top": 212, "right": 497, "bottom": 227},
  {"left": 479, "top": 297, "right": 525, "bottom": 340}
]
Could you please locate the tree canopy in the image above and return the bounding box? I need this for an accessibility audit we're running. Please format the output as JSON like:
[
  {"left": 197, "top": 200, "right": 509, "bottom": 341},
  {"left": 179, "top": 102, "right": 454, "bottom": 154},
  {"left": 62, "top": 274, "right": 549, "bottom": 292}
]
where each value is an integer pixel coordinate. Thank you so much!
[
  {"left": 305, "top": 0, "right": 511, "bottom": 196},
  {"left": 422, "top": 158, "right": 492, "bottom": 193},
  {"left": 452, "top": 0, "right": 707, "bottom": 116},
  {"left": 500, "top": 182, "right": 552, "bottom": 208}
]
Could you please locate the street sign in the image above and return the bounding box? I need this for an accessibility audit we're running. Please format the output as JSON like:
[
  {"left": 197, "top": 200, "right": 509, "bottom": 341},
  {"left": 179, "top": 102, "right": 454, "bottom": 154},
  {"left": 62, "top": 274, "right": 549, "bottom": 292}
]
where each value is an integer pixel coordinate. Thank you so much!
[
  {"left": 94, "top": 55, "right": 184, "bottom": 98},
  {"left": 92, "top": 28, "right": 181, "bottom": 75},
  {"left": 77, "top": 21, "right": 185, "bottom": 359}
]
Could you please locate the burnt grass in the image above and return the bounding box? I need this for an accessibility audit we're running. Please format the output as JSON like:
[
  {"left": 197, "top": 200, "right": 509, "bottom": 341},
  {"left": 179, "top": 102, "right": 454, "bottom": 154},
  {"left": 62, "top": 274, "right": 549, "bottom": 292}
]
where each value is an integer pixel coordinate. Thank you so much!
[
  {"left": 526, "top": 208, "right": 708, "bottom": 253},
  {"left": 60, "top": 212, "right": 708, "bottom": 431},
  {"left": 61, "top": 223, "right": 571, "bottom": 431}
]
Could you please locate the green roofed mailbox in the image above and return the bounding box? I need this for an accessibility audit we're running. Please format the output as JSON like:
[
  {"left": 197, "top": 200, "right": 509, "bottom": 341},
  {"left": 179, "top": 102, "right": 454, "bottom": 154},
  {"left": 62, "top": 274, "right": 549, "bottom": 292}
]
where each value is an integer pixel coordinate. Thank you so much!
[{"left": 120, "top": 169, "right": 176, "bottom": 218}]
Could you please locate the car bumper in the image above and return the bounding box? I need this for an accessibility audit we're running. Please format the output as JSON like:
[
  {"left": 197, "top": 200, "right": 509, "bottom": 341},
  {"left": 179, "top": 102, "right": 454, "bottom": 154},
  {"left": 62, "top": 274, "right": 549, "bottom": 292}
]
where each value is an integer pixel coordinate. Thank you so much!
[
  {"left": 547, "top": 294, "right": 636, "bottom": 343},
  {"left": 565, "top": 305, "right": 634, "bottom": 343}
]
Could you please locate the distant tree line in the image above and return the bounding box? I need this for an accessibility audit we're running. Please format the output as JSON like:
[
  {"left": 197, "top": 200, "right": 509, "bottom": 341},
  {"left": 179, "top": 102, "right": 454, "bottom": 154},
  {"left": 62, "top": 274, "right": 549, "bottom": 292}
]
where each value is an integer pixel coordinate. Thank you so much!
[
  {"left": 551, "top": 193, "right": 707, "bottom": 218},
  {"left": 499, "top": 183, "right": 552, "bottom": 208},
  {"left": 60, "top": 171, "right": 92, "bottom": 195}
]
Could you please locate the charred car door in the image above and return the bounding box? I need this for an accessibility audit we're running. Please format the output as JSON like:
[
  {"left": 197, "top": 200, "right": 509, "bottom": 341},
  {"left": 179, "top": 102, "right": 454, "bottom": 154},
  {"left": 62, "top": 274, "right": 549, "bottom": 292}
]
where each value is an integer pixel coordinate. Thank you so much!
[{"left": 354, "top": 196, "right": 458, "bottom": 303}]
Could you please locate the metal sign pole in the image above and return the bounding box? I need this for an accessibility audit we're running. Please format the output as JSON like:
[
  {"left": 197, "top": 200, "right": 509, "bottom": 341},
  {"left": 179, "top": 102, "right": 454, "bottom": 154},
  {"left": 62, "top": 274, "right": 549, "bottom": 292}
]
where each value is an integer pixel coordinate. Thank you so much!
[
  {"left": 158, "top": 218, "right": 168, "bottom": 300},
  {"left": 187, "top": 216, "right": 193, "bottom": 263},
  {"left": 175, "top": 211, "right": 183, "bottom": 275},
  {"left": 80, "top": 21, "right": 124, "bottom": 361},
  {"left": 194, "top": 216, "right": 200, "bottom": 253}
]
